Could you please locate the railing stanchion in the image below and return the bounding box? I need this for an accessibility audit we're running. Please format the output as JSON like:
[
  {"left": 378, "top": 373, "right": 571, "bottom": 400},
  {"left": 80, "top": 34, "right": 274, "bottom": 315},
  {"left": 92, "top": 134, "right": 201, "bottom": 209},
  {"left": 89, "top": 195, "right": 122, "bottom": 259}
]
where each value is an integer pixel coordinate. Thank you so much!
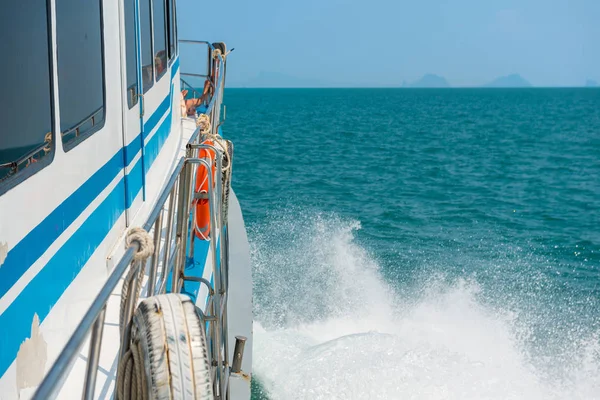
[
  {"left": 81, "top": 306, "right": 106, "bottom": 400},
  {"left": 148, "top": 209, "right": 163, "bottom": 296},
  {"left": 160, "top": 182, "right": 177, "bottom": 294},
  {"left": 173, "top": 158, "right": 191, "bottom": 293}
]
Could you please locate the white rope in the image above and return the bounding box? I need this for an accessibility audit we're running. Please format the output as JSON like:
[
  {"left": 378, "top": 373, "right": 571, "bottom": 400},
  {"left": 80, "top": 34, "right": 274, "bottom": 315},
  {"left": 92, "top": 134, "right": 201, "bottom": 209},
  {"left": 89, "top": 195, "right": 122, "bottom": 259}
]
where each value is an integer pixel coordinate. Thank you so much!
[
  {"left": 125, "top": 227, "right": 154, "bottom": 261},
  {"left": 196, "top": 113, "right": 211, "bottom": 134},
  {"left": 195, "top": 113, "right": 231, "bottom": 173},
  {"left": 116, "top": 227, "right": 154, "bottom": 400},
  {"left": 116, "top": 341, "right": 147, "bottom": 400}
]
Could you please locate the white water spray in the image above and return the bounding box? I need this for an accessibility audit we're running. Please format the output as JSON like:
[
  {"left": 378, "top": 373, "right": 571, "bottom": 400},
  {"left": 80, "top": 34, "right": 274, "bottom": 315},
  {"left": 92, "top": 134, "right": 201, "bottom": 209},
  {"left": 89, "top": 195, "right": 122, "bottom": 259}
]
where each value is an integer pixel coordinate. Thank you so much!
[{"left": 250, "top": 212, "right": 600, "bottom": 400}]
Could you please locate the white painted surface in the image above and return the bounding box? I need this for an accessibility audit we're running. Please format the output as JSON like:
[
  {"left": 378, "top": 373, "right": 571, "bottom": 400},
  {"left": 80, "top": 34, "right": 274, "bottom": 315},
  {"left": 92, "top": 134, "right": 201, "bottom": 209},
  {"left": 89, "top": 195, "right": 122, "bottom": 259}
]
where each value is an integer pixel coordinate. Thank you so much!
[{"left": 227, "top": 191, "right": 254, "bottom": 399}]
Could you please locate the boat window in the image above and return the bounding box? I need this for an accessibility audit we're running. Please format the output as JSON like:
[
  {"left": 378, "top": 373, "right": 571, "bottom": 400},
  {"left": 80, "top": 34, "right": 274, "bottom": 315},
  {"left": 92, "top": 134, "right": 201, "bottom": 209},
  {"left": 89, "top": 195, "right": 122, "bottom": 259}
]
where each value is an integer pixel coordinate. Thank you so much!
[
  {"left": 56, "top": 0, "right": 105, "bottom": 150},
  {"left": 153, "top": 0, "right": 168, "bottom": 81},
  {"left": 141, "top": 0, "right": 154, "bottom": 92},
  {"left": 125, "top": 0, "right": 138, "bottom": 108},
  {"left": 0, "top": 0, "right": 54, "bottom": 193},
  {"left": 167, "top": 0, "right": 177, "bottom": 61},
  {"left": 173, "top": 0, "right": 178, "bottom": 55}
]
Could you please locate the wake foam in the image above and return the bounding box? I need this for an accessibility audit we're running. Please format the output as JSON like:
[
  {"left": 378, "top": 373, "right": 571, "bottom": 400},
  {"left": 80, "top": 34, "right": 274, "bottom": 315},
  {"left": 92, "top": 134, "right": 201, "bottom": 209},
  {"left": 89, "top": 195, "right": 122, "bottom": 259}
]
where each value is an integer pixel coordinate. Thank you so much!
[{"left": 250, "top": 210, "right": 600, "bottom": 400}]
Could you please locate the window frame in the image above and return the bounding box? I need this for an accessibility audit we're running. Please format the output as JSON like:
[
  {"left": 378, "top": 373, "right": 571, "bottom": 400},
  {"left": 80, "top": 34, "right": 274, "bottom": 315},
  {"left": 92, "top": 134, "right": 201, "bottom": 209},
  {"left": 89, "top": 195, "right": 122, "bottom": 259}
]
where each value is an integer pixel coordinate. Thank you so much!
[
  {"left": 166, "top": 0, "right": 177, "bottom": 65},
  {"left": 152, "top": 0, "right": 168, "bottom": 82},
  {"left": 173, "top": 0, "right": 178, "bottom": 57},
  {"left": 0, "top": 0, "right": 57, "bottom": 197},
  {"left": 125, "top": 0, "right": 139, "bottom": 109},
  {"left": 58, "top": 0, "right": 107, "bottom": 153},
  {"left": 141, "top": 0, "right": 155, "bottom": 93}
]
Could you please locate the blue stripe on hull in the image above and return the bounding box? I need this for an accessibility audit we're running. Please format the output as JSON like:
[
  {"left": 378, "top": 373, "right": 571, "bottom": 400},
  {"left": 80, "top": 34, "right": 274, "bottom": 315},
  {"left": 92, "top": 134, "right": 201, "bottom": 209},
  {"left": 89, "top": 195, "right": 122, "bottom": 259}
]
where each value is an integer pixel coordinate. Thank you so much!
[
  {"left": 0, "top": 149, "right": 124, "bottom": 300},
  {"left": 0, "top": 177, "right": 126, "bottom": 374}
]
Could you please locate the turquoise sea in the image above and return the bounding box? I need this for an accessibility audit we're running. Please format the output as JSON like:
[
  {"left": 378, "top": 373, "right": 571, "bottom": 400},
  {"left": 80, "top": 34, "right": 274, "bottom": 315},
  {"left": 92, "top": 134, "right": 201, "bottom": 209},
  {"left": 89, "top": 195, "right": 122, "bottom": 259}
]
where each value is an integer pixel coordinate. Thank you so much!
[{"left": 225, "top": 88, "right": 600, "bottom": 399}]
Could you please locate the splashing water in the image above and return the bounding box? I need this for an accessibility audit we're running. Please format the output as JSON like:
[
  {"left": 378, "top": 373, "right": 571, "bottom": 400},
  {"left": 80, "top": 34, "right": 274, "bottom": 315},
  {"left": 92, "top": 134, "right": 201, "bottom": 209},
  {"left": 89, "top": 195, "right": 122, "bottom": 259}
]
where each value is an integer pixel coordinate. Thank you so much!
[{"left": 249, "top": 210, "right": 600, "bottom": 400}]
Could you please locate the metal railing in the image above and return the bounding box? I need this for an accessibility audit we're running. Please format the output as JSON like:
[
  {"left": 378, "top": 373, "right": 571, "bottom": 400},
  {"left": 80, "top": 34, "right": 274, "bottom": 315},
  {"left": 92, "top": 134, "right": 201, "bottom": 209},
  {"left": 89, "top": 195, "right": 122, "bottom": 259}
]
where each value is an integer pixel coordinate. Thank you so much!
[
  {"left": 179, "top": 40, "right": 227, "bottom": 134},
  {"left": 32, "top": 40, "right": 233, "bottom": 400}
]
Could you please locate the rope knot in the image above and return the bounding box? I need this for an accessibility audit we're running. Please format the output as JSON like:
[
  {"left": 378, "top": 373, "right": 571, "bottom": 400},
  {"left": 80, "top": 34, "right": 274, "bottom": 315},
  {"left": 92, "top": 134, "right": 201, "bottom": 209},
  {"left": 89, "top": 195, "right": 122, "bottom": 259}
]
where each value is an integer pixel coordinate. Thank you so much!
[
  {"left": 196, "top": 113, "right": 211, "bottom": 135},
  {"left": 126, "top": 227, "right": 154, "bottom": 261}
]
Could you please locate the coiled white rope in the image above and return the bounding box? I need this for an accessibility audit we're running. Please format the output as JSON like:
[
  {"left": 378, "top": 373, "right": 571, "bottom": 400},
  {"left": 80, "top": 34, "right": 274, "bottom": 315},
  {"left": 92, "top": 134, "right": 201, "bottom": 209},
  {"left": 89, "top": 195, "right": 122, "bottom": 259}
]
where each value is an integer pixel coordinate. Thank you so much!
[
  {"left": 126, "top": 227, "right": 154, "bottom": 261},
  {"left": 116, "top": 227, "right": 154, "bottom": 400}
]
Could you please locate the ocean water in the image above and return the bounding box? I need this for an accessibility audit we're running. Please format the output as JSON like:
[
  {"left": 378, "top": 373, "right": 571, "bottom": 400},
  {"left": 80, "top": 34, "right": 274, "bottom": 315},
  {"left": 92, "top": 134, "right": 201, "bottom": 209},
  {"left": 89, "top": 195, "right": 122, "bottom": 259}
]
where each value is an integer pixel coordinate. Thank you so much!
[{"left": 224, "top": 88, "right": 600, "bottom": 399}]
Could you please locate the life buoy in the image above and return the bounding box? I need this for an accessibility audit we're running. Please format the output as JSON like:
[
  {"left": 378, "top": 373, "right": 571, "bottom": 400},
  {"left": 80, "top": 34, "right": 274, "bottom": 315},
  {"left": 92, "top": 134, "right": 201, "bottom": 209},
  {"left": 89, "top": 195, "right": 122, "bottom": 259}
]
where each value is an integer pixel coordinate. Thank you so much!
[{"left": 194, "top": 140, "right": 216, "bottom": 240}]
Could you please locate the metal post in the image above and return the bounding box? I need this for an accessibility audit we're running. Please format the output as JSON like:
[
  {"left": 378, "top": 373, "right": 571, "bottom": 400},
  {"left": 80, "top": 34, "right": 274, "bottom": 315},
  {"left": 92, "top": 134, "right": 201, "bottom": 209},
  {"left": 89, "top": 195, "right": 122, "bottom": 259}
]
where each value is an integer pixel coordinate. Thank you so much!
[
  {"left": 213, "top": 146, "right": 230, "bottom": 397},
  {"left": 205, "top": 157, "right": 223, "bottom": 398},
  {"left": 81, "top": 306, "right": 106, "bottom": 400},
  {"left": 230, "top": 336, "right": 246, "bottom": 373},
  {"left": 148, "top": 209, "right": 163, "bottom": 296},
  {"left": 179, "top": 154, "right": 195, "bottom": 289},
  {"left": 161, "top": 183, "right": 177, "bottom": 294},
  {"left": 172, "top": 158, "right": 192, "bottom": 293}
]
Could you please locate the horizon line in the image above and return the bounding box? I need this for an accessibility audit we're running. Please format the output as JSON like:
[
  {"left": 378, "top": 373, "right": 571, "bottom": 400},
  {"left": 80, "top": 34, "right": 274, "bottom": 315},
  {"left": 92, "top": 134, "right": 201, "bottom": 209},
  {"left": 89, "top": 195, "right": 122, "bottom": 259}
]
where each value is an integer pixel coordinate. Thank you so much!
[{"left": 225, "top": 86, "right": 600, "bottom": 89}]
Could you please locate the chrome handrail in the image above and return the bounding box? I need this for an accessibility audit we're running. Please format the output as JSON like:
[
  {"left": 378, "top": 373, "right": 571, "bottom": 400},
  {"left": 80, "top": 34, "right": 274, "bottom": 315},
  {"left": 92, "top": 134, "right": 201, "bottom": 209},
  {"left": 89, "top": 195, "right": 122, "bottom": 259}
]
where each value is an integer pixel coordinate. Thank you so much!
[
  {"left": 186, "top": 143, "right": 229, "bottom": 398},
  {"left": 32, "top": 244, "right": 139, "bottom": 400}
]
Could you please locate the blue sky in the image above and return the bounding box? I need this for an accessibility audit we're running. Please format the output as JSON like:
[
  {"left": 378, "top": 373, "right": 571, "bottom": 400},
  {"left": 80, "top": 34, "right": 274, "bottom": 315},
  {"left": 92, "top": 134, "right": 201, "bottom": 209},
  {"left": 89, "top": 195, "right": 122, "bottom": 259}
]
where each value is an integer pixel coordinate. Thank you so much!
[{"left": 178, "top": 0, "right": 599, "bottom": 87}]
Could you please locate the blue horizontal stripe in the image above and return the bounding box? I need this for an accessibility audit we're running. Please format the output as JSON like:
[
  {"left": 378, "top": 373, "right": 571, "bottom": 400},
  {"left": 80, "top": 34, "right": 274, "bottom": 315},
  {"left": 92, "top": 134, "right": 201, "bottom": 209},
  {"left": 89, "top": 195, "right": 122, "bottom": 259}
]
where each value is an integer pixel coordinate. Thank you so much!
[
  {"left": 124, "top": 133, "right": 142, "bottom": 167},
  {"left": 144, "top": 85, "right": 174, "bottom": 172},
  {"left": 0, "top": 149, "right": 124, "bottom": 300},
  {"left": 124, "top": 158, "right": 144, "bottom": 208},
  {"left": 0, "top": 178, "right": 126, "bottom": 375}
]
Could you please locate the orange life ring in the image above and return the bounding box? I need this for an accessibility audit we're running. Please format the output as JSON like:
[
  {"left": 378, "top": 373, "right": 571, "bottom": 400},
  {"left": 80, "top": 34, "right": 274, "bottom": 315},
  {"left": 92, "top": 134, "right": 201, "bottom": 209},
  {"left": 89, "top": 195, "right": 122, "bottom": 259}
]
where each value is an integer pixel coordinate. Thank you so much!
[{"left": 194, "top": 140, "right": 216, "bottom": 240}]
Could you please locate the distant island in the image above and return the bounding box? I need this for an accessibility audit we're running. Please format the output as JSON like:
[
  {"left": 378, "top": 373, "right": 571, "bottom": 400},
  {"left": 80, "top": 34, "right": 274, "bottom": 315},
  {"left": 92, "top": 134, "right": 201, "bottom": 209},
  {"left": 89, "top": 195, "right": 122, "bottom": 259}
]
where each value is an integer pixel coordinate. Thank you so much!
[
  {"left": 484, "top": 74, "right": 531, "bottom": 88},
  {"left": 585, "top": 79, "right": 598, "bottom": 87},
  {"left": 409, "top": 74, "right": 450, "bottom": 88}
]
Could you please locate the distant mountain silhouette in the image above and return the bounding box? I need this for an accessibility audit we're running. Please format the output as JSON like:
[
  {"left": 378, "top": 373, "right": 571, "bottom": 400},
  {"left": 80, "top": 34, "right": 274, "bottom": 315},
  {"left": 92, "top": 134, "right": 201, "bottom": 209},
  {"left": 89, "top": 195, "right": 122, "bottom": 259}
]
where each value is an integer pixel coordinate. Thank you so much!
[
  {"left": 585, "top": 79, "right": 598, "bottom": 87},
  {"left": 410, "top": 74, "right": 450, "bottom": 88},
  {"left": 485, "top": 74, "right": 531, "bottom": 88}
]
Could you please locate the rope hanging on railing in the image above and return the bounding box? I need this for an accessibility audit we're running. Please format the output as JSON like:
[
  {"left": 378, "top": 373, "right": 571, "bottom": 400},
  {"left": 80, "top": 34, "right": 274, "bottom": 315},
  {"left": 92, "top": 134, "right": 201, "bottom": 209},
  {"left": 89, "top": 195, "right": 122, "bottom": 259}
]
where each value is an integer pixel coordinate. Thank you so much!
[
  {"left": 116, "top": 227, "right": 154, "bottom": 400},
  {"left": 196, "top": 114, "right": 231, "bottom": 173},
  {"left": 116, "top": 341, "right": 147, "bottom": 400},
  {"left": 196, "top": 113, "right": 211, "bottom": 135},
  {"left": 194, "top": 112, "right": 233, "bottom": 229}
]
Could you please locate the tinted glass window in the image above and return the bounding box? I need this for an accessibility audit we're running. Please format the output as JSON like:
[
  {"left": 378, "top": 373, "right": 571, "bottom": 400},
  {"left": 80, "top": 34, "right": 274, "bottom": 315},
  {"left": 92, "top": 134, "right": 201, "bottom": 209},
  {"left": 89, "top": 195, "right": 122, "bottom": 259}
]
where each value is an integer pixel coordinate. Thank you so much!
[
  {"left": 141, "top": 0, "right": 154, "bottom": 92},
  {"left": 153, "top": 0, "right": 168, "bottom": 80},
  {"left": 125, "top": 0, "right": 138, "bottom": 108},
  {"left": 0, "top": 0, "right": 53, "bottom": 187},
  {"left": 167, "top": 0, "right": 176, "bottom": 60},
  {"left": 56, "top": 0, "right": 105, "bottom": 148},
  {"left": 173, "top": 0, "right": 178, "bottom": 55}
]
